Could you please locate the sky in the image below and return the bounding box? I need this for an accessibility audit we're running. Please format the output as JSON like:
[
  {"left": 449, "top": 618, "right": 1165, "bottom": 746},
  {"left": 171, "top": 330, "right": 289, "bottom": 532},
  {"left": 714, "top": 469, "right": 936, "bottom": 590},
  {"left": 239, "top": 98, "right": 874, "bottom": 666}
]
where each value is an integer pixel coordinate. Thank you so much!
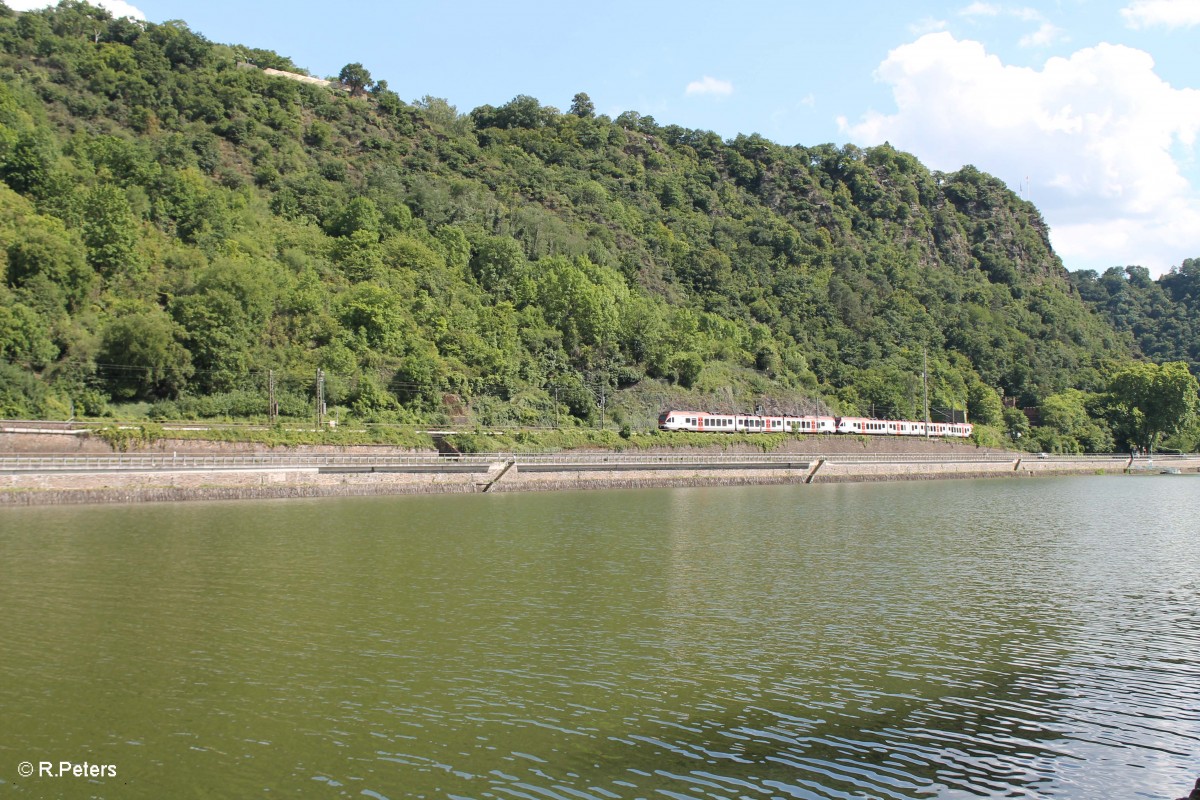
[{"left": 10, "top": 0, "right": 1200, "bottom": 277}]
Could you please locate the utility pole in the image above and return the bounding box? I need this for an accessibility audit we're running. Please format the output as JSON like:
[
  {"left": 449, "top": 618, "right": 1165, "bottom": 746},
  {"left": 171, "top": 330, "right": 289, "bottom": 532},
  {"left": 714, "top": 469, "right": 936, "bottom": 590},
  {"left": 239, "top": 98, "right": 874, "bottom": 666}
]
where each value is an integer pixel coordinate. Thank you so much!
[
  {"left": 923, "top": 347, "right": 930, "bottom": 439},
  {"left": 268, "top": 369, "right": 278, "bottom": 426},
  {"left": 315, "top": 369, "right": 325, "bottom": 428}
]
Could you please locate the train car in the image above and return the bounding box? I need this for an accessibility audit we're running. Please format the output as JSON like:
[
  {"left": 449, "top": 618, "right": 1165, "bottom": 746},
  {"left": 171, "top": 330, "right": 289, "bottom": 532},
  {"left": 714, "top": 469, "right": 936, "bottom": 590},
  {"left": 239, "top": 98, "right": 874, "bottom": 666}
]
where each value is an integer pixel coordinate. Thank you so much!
[
  {"left": 659, "top": 410, "right": 973, "bottom": 438},
  {"left": 659, "top": 411, "right": 817, "bottom": 434},
  {"left": 783, "top": 415, "right": 838, "bottom": 434},
  {"left": 918, "top": 421, "right": 974, "bottom": 438},
  {"left": 838, "top": 417, "right": 898, "bottom": 435},
  {"left": 739, "top": 414, "right": 793, "bottom": 433},
  {"left": 841, "top": 418, "right": 936, "bottom": 436},
  {"left": 658, "top": 410, "right": 738, "bottom": 432}
]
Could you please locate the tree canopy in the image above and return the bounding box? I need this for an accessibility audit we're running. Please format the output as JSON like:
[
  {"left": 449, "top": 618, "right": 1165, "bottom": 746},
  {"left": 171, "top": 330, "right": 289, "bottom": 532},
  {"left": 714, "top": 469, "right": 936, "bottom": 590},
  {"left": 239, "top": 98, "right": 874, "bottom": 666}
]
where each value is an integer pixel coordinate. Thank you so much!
[
  {"left": 0, "top": 1, "right": 1196, "bottom": 449},
  {"left": 1108, "top": 361, "right": 1199, "bottom": 452},
  {"left": 337, "top": 62, "right": 372, "bottom": 97}
]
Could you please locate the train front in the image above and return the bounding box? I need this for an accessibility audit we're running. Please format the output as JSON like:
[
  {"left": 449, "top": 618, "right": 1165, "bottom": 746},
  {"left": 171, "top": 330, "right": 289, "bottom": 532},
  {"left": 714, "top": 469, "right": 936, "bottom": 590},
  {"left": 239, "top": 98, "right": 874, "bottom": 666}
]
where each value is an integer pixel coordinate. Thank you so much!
[{"left": 658, "top": 410, "right": 688, "bottom": 431}]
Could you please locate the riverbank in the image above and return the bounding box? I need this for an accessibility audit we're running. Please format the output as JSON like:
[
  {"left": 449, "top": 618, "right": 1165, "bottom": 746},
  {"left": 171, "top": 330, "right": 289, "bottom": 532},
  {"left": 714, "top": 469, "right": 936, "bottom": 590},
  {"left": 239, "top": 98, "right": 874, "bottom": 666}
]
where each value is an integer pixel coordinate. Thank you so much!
[{"left": 3, "top": 446, "right": 1193, "bottom": 506}]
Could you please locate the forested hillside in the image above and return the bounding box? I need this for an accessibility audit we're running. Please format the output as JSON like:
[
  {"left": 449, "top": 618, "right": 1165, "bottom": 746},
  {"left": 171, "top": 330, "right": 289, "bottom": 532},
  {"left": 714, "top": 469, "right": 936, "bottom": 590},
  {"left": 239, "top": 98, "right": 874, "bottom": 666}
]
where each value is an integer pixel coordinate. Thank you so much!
[
  {"left": 0, "top": 2, "right": 1196, "bottom": 451},
  {"left": 1071, "top": 261, "right": 1200, "bottom": 376}
]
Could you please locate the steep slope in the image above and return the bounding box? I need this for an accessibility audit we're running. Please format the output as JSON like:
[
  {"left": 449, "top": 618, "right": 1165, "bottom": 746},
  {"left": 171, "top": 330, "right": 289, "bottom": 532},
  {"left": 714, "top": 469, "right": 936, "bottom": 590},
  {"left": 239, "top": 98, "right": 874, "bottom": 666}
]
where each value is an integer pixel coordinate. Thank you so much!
[
  {"left": 0, "top": 1, "right": 1130, "bottom": 430},
  {"left": 1071, "top": 260, "right": 1200, "bottom": 377}
]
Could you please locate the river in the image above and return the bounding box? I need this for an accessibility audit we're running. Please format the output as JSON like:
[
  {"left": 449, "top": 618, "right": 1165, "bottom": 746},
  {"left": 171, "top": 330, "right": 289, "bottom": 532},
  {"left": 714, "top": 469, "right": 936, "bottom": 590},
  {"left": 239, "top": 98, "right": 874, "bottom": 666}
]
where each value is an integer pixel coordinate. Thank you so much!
[{"left": 1, "top": 475, "right": 1198, "bottom": 798}]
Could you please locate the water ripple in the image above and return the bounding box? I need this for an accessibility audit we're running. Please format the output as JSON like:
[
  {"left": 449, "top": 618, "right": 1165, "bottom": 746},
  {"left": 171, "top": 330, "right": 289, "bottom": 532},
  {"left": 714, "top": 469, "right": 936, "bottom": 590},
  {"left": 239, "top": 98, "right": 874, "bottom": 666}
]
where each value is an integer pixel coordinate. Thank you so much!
[{"left": 2, "top": 478, "right": 1198, "bottom": 798}]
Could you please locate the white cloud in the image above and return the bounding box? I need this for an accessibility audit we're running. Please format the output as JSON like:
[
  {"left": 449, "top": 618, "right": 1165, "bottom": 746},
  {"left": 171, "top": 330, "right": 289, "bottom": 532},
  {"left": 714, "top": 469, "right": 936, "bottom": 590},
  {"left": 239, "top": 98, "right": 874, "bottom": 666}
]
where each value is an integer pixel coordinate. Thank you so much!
[
  {"left": 959, "top": 4, "right": 1064, "bottom": 47},
  {"left": 684, "top": 76, "right": 733, "bottom": 97},
  {"left": 840, "top": 32, "right": 1200, "bottom": 275},
  {"left": 98, "top": 0, "right": 145, "bottom": 19},
  {"left": 960, "top": 2, "right": 1002, "bottom": 16},
  {"left": 1121, "top": 0, "right": 1200, "bottom": 29},
  {"left": 1012, "top": 6, "right": 1044, "bottom": 22},
  {"left": 960, "top": 2, "right": 1042, "bottom": 19},
  {"left": 1019, "top": 21, "right": 1065, "bottom": 47},
  {"left": 909, "top": 17, "right": 949, "bottom": 35},
  {"left": 6, "top": 0, "right": 145, "bottom": 19}
]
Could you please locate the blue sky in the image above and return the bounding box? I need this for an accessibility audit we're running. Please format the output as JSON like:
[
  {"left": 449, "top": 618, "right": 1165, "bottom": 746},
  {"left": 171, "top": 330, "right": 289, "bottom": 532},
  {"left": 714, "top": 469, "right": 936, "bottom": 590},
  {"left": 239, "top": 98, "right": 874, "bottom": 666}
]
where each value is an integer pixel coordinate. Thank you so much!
[{"left": 12, "top": 0, "right": 1200, "bottom": 276}]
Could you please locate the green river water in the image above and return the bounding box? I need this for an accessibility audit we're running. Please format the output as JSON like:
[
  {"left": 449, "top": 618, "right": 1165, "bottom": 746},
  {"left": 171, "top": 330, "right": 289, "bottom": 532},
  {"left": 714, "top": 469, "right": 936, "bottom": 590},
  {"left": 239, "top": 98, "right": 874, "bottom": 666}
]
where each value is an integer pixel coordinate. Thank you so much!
[{"left": 1, "top": 475, "right": 1198, "bottom": 799}]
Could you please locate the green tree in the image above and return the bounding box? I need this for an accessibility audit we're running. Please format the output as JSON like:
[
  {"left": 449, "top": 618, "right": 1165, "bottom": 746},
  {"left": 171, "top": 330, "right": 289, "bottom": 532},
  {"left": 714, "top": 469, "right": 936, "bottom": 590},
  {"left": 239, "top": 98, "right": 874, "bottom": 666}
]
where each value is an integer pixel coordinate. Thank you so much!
[
  {"left": 331, "top": 229, "right": 386, "bottom": 282},
  {"left": 435, "top": 225, "right": 470, "bottom": 273},
  {"left": 336, "top": 284, "right": 408, "bottom": 354},
  {"left": 0, "top": 129, "right": 57, "bottom": 198},
  {"left": 1002, "top": 406, "right": 1032, "bottom": 446},
  {"left": 80, "top": 183, "right": 141, "bottom": 279},
  {"left": 1037, "top": 389, "right": 1113, "bottom": 453},
  {"left": 0, "top": 298, "right": 58, "bottom": 367},
  {"left": 0, "top": 361, "right": 57, "bottom": 418},
  {"left": 98, "top": 310, "right": 194, "bottom": 400},
  {"left": 328, "top": 196, "right": 382, "bottom": 239},
  {"left": 338, "top": 63, "right": 373, "bottom": 97},
  {"left": 1108, "top": 361, "right": 1200, "bottom": 452},
  {"left": 470, "top": 235, "right": 529, "bottom": 301},
  {"left": 534, "top": 257, "right": 623, "bottom": 353},
  {"left": 966, "top": 380, "right": 1004, "bottom": 426},
  {"left": 569, "top": 92, "right": 595, "bottom": 119},
  {"left": 5, "top": 214, "right": 95, "bottom": 310},
  {"left": 391, "top": 345, "right": 444, "bottom": 408},
  {"left": 669, "top": 351, "right": 704, "bottom": 388},
  {"left": 171, "top": 258, "right": 275, "bottom": 392}
]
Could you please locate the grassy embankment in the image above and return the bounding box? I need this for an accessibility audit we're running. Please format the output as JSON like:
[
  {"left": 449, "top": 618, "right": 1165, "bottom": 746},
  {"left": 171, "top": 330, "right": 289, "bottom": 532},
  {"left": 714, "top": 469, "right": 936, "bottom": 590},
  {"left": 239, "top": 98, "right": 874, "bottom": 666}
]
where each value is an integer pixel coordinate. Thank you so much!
[{"left": 77, "top": 422, "right": 1004, "bottom": 454}]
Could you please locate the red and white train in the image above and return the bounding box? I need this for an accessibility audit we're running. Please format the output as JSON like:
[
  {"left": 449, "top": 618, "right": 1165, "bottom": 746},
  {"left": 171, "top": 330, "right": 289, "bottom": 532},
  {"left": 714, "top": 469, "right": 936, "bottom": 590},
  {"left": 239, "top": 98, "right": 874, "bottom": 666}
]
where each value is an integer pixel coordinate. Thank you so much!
[{"left": 657, "top": 410, "right": 973, "bottom": 438}]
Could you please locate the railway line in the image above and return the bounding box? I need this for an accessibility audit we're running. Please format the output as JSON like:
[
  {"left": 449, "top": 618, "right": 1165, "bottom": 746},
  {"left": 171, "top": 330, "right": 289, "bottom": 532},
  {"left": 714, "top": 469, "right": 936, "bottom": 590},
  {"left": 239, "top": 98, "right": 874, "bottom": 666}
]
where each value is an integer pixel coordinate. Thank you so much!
[{"left": 0, "top": 450, "right": 1168, "bottom": 475}]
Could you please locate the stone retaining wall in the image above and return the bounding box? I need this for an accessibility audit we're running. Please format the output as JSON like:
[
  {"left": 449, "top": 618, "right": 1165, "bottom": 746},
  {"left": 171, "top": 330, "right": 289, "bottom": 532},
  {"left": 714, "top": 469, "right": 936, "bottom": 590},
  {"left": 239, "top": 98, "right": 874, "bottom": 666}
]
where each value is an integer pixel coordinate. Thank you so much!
[{"left": 2, "top": 455, "right": 1189, "bottom": 507}]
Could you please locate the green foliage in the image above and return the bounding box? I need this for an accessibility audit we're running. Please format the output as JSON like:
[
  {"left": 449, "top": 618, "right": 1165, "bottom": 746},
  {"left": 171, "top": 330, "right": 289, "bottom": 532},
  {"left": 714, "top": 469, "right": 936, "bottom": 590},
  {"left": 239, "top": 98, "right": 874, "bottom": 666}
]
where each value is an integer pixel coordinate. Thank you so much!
[
  {"left": 966, "top": 380, "right": 1004, "bottom": 426},
  {"left": 155, "top": 425, "right": 435, "bottom": 449},
  {"left": 98, "top": 310, "right": 194, "bottom": 400},
  {"left": 0, "top": 2, "right": 1184, "bottom": 445},
  {"left": 88, "top": 423, "right": 163, "bottom": 452},
  {"left": 569, "top": 92, "right": 594, "bottom": 119},
  {"left": 0, "top": 359, "right": 60, "bottom": 417},
  {"left": 0, "top": 292, "right": 58, "bottom": 366},
  {"left": 1107, "top": 361, "right": 1199, "bottom": 452},
  {"left": 1035, "top": 389, "right": 1113, "bottom": 453},
  {"left": 2, "top": 200, "right": 94, "bottom": 310},
  {"left": 1073, "top": 261, "right": 1200, "bottom": 377},
  {"left": 338, "top": 63, "right": 372, "bottom": 97},
  {"left": 80, "top": 183, "right": 141, "bottom": 279},
  {"left": 1002, "top": 406, "right": 1032, "bottom": 447},
  {"left": 470, "top": 235, "right": 529, "bottom": 301}
]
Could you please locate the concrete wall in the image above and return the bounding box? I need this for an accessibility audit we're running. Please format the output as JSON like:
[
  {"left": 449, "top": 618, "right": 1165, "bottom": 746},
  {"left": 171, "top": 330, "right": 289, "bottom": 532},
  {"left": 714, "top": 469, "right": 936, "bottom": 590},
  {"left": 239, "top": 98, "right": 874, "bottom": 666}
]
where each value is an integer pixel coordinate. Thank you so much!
[{"left": 4, "top": 454, "right": 1195, "bottom": 506}]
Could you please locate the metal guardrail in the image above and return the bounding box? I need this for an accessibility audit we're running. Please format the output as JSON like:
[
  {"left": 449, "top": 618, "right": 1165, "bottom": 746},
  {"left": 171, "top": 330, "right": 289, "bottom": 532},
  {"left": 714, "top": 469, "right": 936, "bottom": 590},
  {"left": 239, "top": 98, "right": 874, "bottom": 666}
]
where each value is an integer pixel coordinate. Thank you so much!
[
  {"left": 1, "top": 452, "right": 805, "bottom": 471},
  {"left": 1, "top": 451, "right": 1195, "bottom": 473}
]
